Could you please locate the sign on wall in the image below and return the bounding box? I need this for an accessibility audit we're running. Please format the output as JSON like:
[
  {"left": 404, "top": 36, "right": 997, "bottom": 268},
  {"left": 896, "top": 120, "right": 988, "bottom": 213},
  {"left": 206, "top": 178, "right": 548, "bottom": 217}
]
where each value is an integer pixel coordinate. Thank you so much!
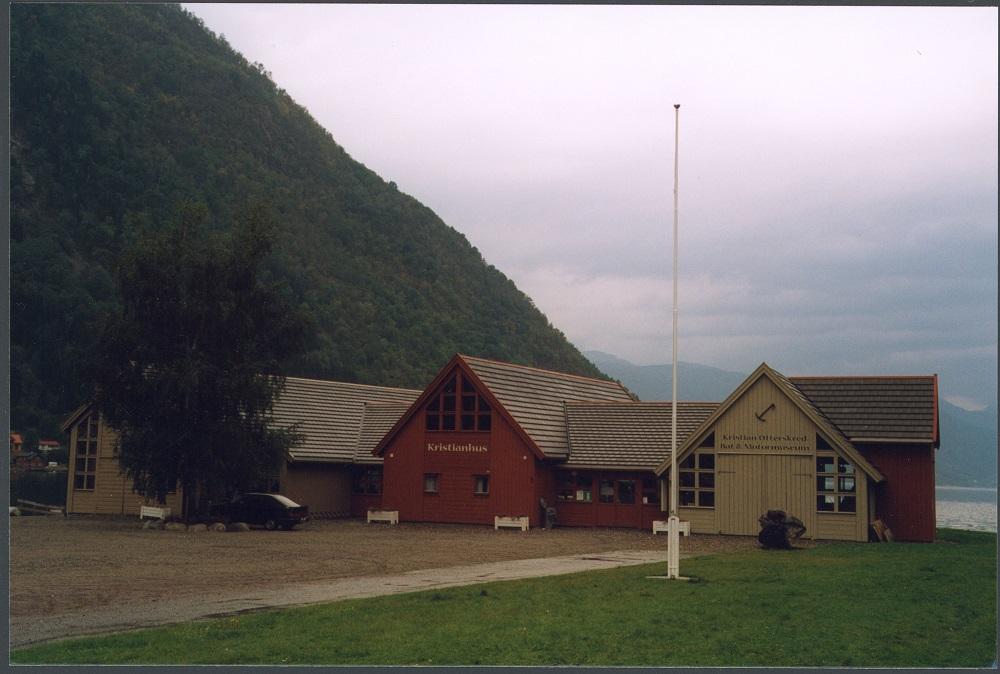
[
  {"left": 426, "top": 442, "right": 488, "bottom": 453},
  {"left": 718, "top": 432, "right": 811, "bottom": 453}
]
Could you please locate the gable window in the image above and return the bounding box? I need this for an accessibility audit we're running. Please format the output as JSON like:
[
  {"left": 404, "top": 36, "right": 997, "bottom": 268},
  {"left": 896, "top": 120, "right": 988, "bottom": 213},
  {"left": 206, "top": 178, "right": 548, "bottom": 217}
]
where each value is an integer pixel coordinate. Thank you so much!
[
  {"left": 679, "top": 451, "right": 715, "bottom": 508},
  {"left": 426, "top": 373, "right": 491, "bottom": 432},
  {"left": 73, "top": 414, "right": 98, "bottom": 491},
  {"left": 816, "top": 454, "right": 856, "bottom": 513},
  {"left": 473, "top": 475, "right": 489, "bottom": 495}
]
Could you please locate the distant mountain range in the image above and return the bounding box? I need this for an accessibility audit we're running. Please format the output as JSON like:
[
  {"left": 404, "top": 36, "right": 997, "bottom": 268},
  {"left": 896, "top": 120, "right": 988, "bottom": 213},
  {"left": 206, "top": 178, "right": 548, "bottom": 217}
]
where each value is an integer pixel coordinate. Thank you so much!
[{"left": 586, "top": 351, "right": 998, "bottom": 488}]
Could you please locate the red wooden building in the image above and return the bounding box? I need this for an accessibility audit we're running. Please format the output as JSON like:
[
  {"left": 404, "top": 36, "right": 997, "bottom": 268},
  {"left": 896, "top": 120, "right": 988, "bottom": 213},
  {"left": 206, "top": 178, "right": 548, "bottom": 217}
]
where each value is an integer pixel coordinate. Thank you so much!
[
  {"left": 62, "top": 352, "right": 939, "bottom": 542},
  {"left": 372, "top": 355, "right": 939, "bottom": 542}
]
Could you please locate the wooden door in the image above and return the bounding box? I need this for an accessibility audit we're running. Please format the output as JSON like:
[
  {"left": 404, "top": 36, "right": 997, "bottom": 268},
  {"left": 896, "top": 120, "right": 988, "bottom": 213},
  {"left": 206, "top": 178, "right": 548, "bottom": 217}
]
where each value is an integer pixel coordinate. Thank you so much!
[
  {"left": 763, "top": 454, "right": 815, "bottom": 538},
  {"left": 717, "top": 454, "right": 765, "bottom": 535}
]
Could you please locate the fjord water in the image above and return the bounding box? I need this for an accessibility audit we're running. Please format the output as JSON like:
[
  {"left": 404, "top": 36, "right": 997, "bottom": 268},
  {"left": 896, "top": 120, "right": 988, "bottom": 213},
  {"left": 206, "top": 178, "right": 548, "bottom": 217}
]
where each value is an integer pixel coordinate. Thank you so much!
[{"left": 937, "top": 486, "right": 997, "bottom": 532}]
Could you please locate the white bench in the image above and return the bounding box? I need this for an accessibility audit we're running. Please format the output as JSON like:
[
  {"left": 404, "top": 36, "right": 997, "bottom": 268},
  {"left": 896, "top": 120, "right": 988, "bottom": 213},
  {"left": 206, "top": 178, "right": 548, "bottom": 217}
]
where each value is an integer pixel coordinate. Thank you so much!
[
  {"left": 367, "top": 509, "right": 399, "bottom": 525},
  {"left": 494, "top": 515, "right": 529, "bottom": 531},
  {"left": 140, "top": 505, "right": 171, "bottom": 520},
  {"left": 652, "top": 520, "right": 691, "bottom": 536}
]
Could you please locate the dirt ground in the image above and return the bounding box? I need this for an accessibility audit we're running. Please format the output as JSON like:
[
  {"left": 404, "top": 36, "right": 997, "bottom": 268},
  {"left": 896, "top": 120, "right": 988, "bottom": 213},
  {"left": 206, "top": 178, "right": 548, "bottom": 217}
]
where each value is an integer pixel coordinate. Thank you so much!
[{"left": 9, "top": 514, "right": 764, "bottom": 622}]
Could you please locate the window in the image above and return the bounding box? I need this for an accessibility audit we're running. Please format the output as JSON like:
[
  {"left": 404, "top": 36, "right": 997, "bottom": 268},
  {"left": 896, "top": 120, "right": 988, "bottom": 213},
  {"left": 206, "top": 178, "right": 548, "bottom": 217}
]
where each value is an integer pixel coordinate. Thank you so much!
[
  {"left": 556, "top": 472, "right": 594, "bottom": 503},
  {"left": 423, "top": 474, "right": 439, "bottom": 494},
  {"left": 641, "top": 476, "right": 658, "bottom": 505},
  {"left": 473, "top": 475, "right": 489, "bottom": 495},
  {"left": 352, "top": 467, "right": 382, "bottom": 495},
  {"left": 73, "top": 414, "right": 98, "bottom": 491},
  {"left": 599, "top": 479, "right": 615, "bottom": 504},
  {"left": 426, "top": 373, "right": 491, "bottom": 432},
  {"left": 816, "top": 454, "right": 856, "bottom": 513},
  {"left": 678, "top": 451, "right": 715, "bottom": 508},
  {"left": 616, "top": 480, "right": 636, "bottom": 504}
]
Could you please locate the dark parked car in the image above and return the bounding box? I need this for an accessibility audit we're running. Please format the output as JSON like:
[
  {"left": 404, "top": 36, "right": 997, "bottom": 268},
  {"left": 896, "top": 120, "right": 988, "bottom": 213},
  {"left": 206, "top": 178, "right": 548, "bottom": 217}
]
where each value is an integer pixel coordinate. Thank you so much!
[{"left": 211, "top": 493, "right": 309, "bottom": 530}]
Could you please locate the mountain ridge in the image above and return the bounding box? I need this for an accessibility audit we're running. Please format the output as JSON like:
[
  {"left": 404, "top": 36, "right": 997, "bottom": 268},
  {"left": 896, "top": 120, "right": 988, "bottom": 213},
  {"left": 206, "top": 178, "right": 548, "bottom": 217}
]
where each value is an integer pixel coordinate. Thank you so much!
[{"left": 10, "top": 4, "right": 603, "bottom": 442}]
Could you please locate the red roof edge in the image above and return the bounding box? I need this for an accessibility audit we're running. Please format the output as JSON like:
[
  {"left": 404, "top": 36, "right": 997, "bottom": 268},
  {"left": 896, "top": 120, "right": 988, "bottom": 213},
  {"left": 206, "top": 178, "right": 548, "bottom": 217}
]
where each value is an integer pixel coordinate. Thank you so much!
[{"left": 932, "top": 374, "right": 940, "bottom": 449}]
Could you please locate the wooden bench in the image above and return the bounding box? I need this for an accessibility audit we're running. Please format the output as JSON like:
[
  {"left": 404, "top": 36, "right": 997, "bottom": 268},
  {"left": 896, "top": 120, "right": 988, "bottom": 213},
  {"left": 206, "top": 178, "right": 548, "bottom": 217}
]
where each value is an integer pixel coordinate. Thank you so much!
[
  {"left": 652, "top": 520, "right": 691, "bottom": 536},
  {"left": 494, "top": 515, "right": 529, "bottom": 531},
  {"left": 366, "top": 509, "right": 399, "bottom": 525},
  {"left": 139, "top": 505, "right": 171, "bottom": 520}
]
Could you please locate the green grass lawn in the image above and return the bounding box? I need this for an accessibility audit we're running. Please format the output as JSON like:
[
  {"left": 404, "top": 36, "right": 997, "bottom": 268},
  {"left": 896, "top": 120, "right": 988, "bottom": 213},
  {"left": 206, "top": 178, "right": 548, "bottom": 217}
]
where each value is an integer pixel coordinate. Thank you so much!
[{"left": 12, "top": 529, "right": 996, "bottom": 666}]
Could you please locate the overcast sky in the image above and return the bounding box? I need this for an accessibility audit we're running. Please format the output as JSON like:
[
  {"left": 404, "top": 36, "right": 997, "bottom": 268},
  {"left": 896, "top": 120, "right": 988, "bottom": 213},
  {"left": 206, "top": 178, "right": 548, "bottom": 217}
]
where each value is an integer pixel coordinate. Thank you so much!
[{"left": 185, "top": 4, "right": 998, "bottom": 411}]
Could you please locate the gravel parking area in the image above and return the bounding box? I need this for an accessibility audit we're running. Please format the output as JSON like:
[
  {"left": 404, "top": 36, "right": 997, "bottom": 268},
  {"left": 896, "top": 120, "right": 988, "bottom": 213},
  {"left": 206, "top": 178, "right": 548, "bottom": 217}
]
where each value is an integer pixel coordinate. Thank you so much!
[{"left": 9, "top": 514, "right": 768, "bottom": 623}]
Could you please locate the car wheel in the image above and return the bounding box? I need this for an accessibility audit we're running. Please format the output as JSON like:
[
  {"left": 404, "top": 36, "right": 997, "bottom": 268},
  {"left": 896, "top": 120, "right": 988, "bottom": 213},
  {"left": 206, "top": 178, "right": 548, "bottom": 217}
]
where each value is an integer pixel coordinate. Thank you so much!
[{"left": 264, "top": 518, "right": 278, "bottom": 531}]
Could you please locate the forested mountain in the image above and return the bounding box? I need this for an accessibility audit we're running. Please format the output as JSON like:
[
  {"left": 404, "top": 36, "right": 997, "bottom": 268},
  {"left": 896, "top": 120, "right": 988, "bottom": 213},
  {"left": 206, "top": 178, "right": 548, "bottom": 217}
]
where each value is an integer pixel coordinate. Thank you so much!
[{"left": 10, "top": 4, "right": 603, "bottom": 443}]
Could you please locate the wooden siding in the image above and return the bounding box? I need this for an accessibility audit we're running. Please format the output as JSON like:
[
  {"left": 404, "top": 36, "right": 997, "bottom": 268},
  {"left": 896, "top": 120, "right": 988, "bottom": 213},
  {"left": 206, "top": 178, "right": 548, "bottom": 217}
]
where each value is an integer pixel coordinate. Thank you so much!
[
  {"left": 717, "top": 454, "right": 765, "bottom": 535},
  {"left": 682, "top": 376, "right": 871, "bottom": 541},
  {"left": 545, "top": 470, "right": 661, "bottom": 529},
  {"left": 380, "top": 377, "right": 544, "bottom": 527},
  {"left": 763, "top": 454, "right": 816, "bottom": 538},
  {"left": 66, "top": 419, "right": 183, "bottom": 516},
  {"left": 380, "top": 417, "right": 426, "bottom": 521},
  {"left": 281, "top": 462, "right": 351, "bottom": 517},
  {"left": 816, "top": 513, "right": 863, "bottom": 541},
  {"left": 860, "top": 443, "right": 936, "bottom": 542},
  {"left": 714, "top": 376, "right": 816, "bottom": 454},
  {"left": 679, "top": 506, "right": 717, "bottom": 533},
  {"left": 490, "top": 410, "right": 539, "bottom": 525}
]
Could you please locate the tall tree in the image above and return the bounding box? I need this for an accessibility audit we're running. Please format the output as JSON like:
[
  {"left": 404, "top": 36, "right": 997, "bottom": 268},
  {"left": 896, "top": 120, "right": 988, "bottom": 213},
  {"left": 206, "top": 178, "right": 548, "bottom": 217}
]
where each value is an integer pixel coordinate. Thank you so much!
[{"left": 91, "top": 203, "right": 310, "bottom": 518}]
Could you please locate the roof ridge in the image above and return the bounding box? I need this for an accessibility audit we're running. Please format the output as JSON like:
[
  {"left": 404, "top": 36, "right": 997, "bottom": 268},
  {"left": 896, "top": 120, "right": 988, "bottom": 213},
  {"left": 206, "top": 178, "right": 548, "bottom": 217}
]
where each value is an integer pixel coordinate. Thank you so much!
[
  {"left": 284, "top": 375, "right": 421, "bottom": 394},
  {"left": 564, "top": 400, "right": 720, "bottom": 406},
  {"left": 459, "top": 354, "right": 624, "bottom": 389},
  {"left": 789, "top": 375, "right": 935, "bottom": 381}
]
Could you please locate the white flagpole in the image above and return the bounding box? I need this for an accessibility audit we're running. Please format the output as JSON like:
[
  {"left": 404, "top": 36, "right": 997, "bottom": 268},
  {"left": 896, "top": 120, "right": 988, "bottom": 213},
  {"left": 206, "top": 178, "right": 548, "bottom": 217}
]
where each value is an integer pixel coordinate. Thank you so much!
[{"left": 667, "top": 103, "right": 682, "bottom": 580}]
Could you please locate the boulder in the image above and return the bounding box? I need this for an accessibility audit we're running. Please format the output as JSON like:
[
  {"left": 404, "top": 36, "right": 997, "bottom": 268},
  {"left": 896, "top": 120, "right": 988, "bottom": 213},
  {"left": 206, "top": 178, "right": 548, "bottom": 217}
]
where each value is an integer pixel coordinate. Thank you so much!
[
  {"left": 143, "top": 518, "right": 166, "bottom": 530},
  {"left": 164, "top": 522, "right": 188, "bottom": 532},
  {"left": 757, "top": 510, "right": 806, "bottom": 549},
  {"left": 187, "top": 523, "right": 208, "bottom": 533},
  {"left": 227, "top": 522, "right": 250, "bottom": 532},
  {"left": 208, "top": 522, "right": 227, "bottom": 532}
]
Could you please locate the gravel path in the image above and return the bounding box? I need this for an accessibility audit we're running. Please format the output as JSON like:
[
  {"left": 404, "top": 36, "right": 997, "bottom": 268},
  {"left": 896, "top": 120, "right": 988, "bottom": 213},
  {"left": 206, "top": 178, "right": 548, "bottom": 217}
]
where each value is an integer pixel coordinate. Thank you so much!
[{"left": 9, "top": 514, "right": 772, "bottom": 648}]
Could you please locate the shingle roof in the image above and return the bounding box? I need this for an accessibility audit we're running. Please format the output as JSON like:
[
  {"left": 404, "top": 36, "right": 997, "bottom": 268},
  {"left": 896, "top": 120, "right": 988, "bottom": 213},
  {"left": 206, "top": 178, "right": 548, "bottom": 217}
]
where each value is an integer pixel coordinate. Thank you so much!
[
  {"left": 353, "top": 403, "right": 412, "bottom": 464},
  {"left": 273, "top": 377, "right": 420, "bottom": 463},
  {"left": 565, "top": 401, "right": 719, "bottom": 470},
  {"left": 461, "top": 355, "right": 634, "bottom": 459},
  {"left": 769, "top": 369, "right": 855, "bottom": 450},
  {"left": 790, "top": 376, "right": 938, "bottom": 443}
]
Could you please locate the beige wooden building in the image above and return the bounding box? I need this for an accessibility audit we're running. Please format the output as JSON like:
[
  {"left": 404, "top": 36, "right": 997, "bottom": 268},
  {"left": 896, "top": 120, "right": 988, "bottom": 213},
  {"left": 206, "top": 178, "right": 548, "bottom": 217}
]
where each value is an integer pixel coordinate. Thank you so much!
[
  {"left": 656, "top": 363, "right": 914, "bottom": 542},
  {"left": 61, "top": 377, "right": 419, "bottom": 517}
]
